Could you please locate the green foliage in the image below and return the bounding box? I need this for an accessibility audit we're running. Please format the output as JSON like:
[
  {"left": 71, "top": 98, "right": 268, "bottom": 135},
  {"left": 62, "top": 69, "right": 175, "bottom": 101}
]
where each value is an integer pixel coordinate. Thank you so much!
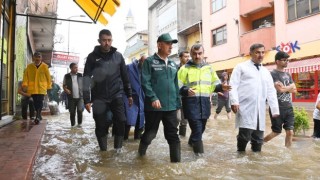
[
  {"left": 293, "top": 107, "right": 310, "bottom": 135},
  {"left": 15, "top": 24, "right": 27, "bottom": 105}
]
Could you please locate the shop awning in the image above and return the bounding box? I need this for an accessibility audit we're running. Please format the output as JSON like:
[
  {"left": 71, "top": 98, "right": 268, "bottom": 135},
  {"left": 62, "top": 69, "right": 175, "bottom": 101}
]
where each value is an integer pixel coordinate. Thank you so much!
[
  {"left": 265, "top": 57, "right": 320, "bottom": 73},
  {"left": 210, "top": 51, "right": 277, "bottom": 71},
  {"left": 74, "top": 0, "right": 120, "bottom": 25}
]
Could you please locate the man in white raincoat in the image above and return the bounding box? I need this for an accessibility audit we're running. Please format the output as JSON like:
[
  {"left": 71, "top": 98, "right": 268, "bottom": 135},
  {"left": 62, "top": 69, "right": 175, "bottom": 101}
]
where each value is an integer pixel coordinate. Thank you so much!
[{"left": 229, "top": 43, "right": 279, "bottom": 152}]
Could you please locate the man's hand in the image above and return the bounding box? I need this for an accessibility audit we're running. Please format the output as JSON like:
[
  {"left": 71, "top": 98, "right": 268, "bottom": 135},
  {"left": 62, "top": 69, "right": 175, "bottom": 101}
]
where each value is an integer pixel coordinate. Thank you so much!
[
  {"left": 65, "top": 89, "right": 71, "bottom": 95},
  {"left": 128, "top": 97, "right": 133, "bottom": 107},
  {"left": 151, "top": 100, "right": 162, "bottom": 109},
  {"left": 231, "top": 104, "right": 239, "bottom": 114},
  {"left": 188, "top": 88, "right": 196, "bottom": 96},
  {"left": 222, "top": 83, "right": 232, "bottom": 91},
  {"left": 85, "top": 103, "right": 91, "bottom": 113}
]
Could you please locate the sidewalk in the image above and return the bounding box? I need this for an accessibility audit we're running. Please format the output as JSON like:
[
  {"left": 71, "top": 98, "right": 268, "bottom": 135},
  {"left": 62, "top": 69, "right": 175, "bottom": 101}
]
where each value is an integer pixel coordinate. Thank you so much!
[{"left": 0, "top": 119, "right": 47, "bottom": 180}]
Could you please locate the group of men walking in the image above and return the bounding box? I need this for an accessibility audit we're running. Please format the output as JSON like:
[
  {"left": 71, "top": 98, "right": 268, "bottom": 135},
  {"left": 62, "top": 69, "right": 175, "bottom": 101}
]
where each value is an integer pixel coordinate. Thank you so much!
[{"left": 20, "top": 28, "right": 297, "bottom": 163}]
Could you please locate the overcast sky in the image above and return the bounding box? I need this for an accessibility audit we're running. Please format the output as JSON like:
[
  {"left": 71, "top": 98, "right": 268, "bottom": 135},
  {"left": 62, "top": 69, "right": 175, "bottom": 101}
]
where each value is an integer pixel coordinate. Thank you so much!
[
  {"left": 52, "top": 0, "right": 148, "bottom": 83},
  {"left": 54, "top": 0, "right": 148, "bottom": 65}
]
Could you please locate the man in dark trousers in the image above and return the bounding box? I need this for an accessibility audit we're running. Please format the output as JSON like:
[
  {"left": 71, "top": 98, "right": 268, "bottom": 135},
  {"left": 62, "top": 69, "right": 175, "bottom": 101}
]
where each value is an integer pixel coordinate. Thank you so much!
[
  {"left": 138, "top": 33, "right": 181, "bottom": 162},
  {"left": 63, "top": 63, "right": 84, "bottom": 127},
  {"left": 83, "top": 29, "right": 133, "bottom": 153}
]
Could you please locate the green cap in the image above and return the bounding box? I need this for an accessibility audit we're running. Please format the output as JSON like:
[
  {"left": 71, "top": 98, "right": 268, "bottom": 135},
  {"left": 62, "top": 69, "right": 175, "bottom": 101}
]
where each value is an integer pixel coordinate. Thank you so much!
[{"left": 157, "top": 33, "right": 178, "bottom": 43}]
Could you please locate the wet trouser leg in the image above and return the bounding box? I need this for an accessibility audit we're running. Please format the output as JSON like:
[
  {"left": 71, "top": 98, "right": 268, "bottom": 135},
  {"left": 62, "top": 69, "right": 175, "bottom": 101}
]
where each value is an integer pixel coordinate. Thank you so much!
[
  {"left": 29, "top": 98, "right": 35, "bottom": 119},
  {"left": 237, "top": 128, "right": 264, "bottom": 152},
  {"left": 251, "top": 130, "right": 264, "bottom": 152},
  {"left": 140, "top": 111, "right": 164, "bottom": 144},
  {"left": 21, "top": 97, "right": 29, "bottom": 119},
  {"left": 313, "top": 119, "right": 320, "bottom": 138},
  {"left": 162, "top": 110, "right": 180, "bottom": 162},
  {"left": 188, "top": 118, "right": 207, "bottom": 154},
  {"left": 110, "top": 98, "right": 126, "bottom": 149},
  {"left": 32, "top": 94, "right": 44, "bottom": 121},
  {"left": 76, "top": 98, "right": 84, "bottom": 125},
  {"left": 93, "top": 100, "right": 111, "bottom": 151},
  {"left": 177, "top": 107, "right": 188, "bottom": 136},
  {"left": 68, "top": 98, "right": 77, "bottom": 126},
  {"left": 188, "top": 118, "right": 207, "bottom": 143},
  {"left": 134, "top": 113, "right": 143, "bottom": 140}
]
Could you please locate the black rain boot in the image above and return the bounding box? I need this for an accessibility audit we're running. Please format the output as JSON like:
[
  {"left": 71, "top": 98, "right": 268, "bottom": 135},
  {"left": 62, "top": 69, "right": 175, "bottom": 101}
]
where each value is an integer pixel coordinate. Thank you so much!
[
  {"left": 114, "top": 136, "right": 124, "bottom": 153},
  {"left": 97, "top": 136, "right": 108, "bottom": 151},
  {"left": 169, "top": 143, "right": 181, "bottom": 163},
  {"left": 192, "top": 140, "right": 204, "bottom": 156},
  {"left": 188, "top": 137, "right": 193, "bottom": 147},
  {"left": 179, "top": 125, "right": 187, "bottom": 137},
  {"left": 237, "top": 139, "right": 248, "bottom": 152},
  {"left": 124, "top": 125, "right": 130, "bottom": 140},
  {"left": 34, "top": 109, "right": 41, "bottom": 124},
  {"left": 134, "top": 128, "right": 144, "bottom": 140},
  {"left": 138, "top": 142, "right": 148, "bottom": 156},
  {"left": 251, "top": 143, "right": 262, "bottom": 152}
]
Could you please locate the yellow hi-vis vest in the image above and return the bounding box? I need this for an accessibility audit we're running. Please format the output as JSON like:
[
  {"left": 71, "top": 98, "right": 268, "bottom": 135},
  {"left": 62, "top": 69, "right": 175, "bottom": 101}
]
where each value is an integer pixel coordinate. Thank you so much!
[{"left": 178, "top": 62, "right": 220, "bottom": 97}]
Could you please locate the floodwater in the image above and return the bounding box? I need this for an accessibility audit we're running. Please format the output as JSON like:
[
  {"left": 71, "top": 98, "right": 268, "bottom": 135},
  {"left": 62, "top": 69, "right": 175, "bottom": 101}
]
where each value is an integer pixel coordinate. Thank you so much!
[{"left": 32, "top": 105, "right": 320, "bottom": 179}]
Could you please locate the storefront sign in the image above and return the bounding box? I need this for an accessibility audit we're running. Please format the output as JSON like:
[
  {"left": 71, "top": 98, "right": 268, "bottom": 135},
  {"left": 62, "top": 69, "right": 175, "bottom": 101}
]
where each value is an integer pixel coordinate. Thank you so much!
[
  {"left": 51, "top": 53, "right": 80, "bottom": 66},
  {"left": 276, "top": 40, "right": 300, "bottom": 54}
]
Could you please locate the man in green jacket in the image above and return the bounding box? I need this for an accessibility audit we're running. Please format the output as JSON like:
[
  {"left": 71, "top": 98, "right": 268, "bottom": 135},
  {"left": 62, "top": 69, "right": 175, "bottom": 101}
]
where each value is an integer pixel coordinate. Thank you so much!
[{"left": 138, "top": 33, "right": 181, "bottom": 162}]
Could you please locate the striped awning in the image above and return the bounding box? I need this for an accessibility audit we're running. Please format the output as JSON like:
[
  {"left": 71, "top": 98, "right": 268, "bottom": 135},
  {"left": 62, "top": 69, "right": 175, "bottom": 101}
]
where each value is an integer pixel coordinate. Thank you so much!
[
  {"left": 265, "top": 57, "right": 320, "bottom": 73},
  {"left": 74, "top": 0, "right": 120, "bottom": 25}
]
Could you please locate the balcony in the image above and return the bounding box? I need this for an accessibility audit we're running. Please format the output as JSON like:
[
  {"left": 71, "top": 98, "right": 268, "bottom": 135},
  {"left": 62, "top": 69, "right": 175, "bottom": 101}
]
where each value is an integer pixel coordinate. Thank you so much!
[
  {"left": 240, "top": 0, "right": 273, "bottom": 17},
  {"left": 240, "top": 26, "right": 275, "bottom": 55}
]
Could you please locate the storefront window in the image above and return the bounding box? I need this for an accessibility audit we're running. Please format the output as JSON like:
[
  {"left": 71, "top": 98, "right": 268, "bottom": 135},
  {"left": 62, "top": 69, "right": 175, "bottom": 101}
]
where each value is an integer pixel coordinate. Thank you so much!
[{"left": 293, "top": 71, "right": 318, "bottom": 101}]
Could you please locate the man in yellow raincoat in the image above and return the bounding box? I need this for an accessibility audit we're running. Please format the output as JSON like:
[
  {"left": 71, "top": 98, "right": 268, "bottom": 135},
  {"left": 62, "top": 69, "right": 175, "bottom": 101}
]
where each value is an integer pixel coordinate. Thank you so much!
[{"left": 22, "top": 52, "right": 51, "bottom": 124}]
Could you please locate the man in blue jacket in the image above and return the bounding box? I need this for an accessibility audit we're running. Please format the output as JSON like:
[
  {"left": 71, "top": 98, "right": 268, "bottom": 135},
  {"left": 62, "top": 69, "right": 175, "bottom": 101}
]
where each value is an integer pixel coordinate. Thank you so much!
[{"left": 124, "top": 55, "right": 146, "bottom": 140}]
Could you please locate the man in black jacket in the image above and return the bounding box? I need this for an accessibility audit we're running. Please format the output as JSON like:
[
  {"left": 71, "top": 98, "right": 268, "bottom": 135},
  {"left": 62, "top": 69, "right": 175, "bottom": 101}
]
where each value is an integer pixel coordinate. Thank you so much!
[
  {"left": 63, "top": 63, "right": 83, "bottom": 127},
  {"left": 83, "top": 29, "right": 133, "bottom": 152}
]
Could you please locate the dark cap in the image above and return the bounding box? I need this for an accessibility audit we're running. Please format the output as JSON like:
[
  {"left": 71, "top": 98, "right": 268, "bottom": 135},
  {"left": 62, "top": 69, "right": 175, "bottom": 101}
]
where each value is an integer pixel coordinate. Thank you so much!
[
  {"left": 275, "top": 51, "right": 290, "bottom": 61},
  {"left": 33, "top": 52, "right": 42, "bottom": 57},
  {"left": 157, "top": 33, "right": 178, "bottom": 43}
]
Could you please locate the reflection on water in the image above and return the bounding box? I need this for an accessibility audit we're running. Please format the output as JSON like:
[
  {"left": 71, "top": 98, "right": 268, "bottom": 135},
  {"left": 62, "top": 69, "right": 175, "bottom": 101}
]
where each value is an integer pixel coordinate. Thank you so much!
[{"left": 33, "top": 106, "right": 320, "bottom": 179}]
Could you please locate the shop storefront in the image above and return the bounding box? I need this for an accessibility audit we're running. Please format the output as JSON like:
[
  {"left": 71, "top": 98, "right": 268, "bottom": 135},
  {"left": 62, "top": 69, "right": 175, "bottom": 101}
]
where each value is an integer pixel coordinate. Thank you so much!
[
  {"left": 266, "top": 56, "right": 320, "bottom": 102},
  {"left": 285, "top": 57, "right": 320, "bottom": 102}
]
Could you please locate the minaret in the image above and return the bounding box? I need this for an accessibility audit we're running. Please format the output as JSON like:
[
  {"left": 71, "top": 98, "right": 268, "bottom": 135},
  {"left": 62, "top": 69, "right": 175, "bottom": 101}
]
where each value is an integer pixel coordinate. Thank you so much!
[{"left": 124, "top": 8, "right": 136, "bottom": 40}]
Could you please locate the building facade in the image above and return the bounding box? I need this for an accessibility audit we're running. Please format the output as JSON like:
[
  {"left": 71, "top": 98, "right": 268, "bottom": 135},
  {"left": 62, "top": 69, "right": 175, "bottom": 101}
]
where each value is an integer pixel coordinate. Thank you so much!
[
  {"left": 0, "top": 0, "right": 57, "bottom": 120},
  {"left": 123, "top": 9, "right": 148, "bottom": 63},
  {"left": 148, "top": 0, "right": 178, "bottom": 61},
  {"left": 202, "top": 0, "right": 320, "bottom": 102},
  {"left": 123, "top": 30, "right": 149, "bottom": 63},
  {"left": 177, "top": 0, "right": 202, "bottom": 53}
]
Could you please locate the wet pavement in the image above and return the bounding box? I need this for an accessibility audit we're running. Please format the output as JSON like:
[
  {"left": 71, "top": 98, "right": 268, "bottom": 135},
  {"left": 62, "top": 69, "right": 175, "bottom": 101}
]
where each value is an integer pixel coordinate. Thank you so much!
[
  {"left": 0, "top": 119, "right": 46, "bottom": 179},
  {"left": 0, "top": 102, "right": 319, "bottom": 179}
]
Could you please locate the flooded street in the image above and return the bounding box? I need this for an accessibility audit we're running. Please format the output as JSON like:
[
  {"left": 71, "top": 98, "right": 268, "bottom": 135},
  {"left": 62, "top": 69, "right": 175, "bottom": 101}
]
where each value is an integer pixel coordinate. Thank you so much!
[{"left": 33, "top": 106, "right": 320, "bottom": 179}]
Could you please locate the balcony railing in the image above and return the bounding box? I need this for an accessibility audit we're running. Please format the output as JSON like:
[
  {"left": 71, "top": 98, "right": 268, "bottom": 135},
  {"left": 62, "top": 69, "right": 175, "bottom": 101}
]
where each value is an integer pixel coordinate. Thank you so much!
[
  {"left": 240, "top": 0, "right": 273, "bottom": 17},
  {"left": 240, "top": 26, "right": 275, "bottom": 55}
]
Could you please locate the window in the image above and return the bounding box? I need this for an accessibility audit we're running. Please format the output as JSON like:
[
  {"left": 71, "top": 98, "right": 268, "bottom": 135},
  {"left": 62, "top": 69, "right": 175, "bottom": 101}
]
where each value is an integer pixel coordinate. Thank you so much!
[
  {"left": 211, "top": 0, "right": 226, "bottom": 13},
  {"left": 252, "top": 15, "right": 274, "bottom": 30},
  {"left": 212, "top": 25, "right": 227, "bottom": 46},
  {"left": 287, "top": 0, "right": 320, "bottom": 21}
]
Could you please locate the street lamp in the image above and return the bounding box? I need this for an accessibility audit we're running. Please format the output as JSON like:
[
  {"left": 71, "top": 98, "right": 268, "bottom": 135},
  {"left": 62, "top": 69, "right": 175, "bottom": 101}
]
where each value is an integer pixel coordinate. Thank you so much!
[
  {"left": 66, "top": 15, "right": 85, "bottom": 73},
  {"left": 67, "top": 15, "right": 86, "bottom": 57}
]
